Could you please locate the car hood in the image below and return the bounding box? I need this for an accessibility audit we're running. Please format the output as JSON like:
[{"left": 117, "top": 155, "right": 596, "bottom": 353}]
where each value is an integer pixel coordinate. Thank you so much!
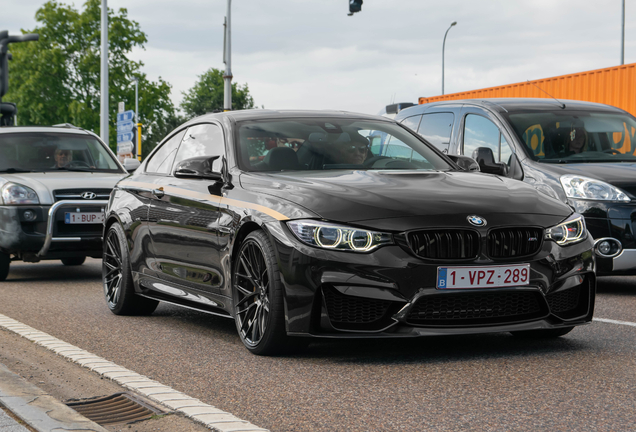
[
  {"left": 240, "top": 170, "right": 571, "bottom": 229},
  {"left": 0, "top": 172, "right": 128, "bottom": 205},
  {"left": 535, "top": 162, "right": 636, "bottom": 189}
]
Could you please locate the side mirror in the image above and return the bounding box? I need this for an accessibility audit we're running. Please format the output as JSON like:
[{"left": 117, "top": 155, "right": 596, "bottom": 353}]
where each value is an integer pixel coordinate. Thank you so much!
[
  {"left": 471, "top": 147, "right": 508, "bottom": 176},
  {"left": 122, "top": 157, "right": 140, "bottom": 172},
  {"left": 174, "top": 156, "right": 222, "bottom": 181},
  {"left": 448, "top": 155, "right": 480, "bottom": 172}
]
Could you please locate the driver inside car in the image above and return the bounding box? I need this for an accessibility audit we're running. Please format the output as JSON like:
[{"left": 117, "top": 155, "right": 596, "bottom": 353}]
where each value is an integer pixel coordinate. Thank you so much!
[
  {"left": 323, "top": 133, "right": 370, "bottom": 165},
  {"left": 53, "top": 147, "right": 72, "bottom": 168}
]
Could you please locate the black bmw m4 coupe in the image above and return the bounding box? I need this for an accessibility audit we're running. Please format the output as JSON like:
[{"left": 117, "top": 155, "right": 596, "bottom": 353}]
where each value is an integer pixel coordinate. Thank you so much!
[{"left": 102, "top": 110, "right": 596, "bottom": 355}]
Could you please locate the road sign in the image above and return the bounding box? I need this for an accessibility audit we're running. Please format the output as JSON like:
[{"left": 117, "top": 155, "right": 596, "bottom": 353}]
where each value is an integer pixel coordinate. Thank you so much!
[
  {"left": 118, "top": 102, "right": 125, "bottom": 113},
  {"left": 117, "top": 141, "right": 134, "bottom": 153},
  {"left": 116, "top": 120, "right": 134, "bottom": 133},
  {"left": 117, "top": 131, "right": 134, "bottom": 143},
  {"left": 116, "top": 110, "right": 135, "bottom": 123}
]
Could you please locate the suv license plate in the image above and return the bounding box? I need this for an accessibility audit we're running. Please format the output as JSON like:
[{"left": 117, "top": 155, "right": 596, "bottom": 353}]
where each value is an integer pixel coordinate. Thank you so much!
[
  {"left": 437, "top": 264, "right": 530, "bottom": 289},
  {"left": 64, "top": 212, "right": 105, "bottom": 224}
]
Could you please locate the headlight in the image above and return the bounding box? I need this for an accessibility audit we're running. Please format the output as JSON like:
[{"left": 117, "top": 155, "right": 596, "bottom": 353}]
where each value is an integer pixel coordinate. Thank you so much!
[
  {"left": 1, "top": 183, "right": 40, "bottom": 205},
  {"left": 287, "top": 220, "right": 393, "bottom": 252},
  {"left": 545, "top": 214, "right": 587, "bottom": 246},
  {"left": 560, "top": 175, "right": 630, "bottom": 202}
]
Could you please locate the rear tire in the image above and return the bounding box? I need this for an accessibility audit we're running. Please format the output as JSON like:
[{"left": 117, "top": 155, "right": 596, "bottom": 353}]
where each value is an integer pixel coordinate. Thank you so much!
[
  {"left": 233, "top": 230, "right": 298, "bottom": 356},
  {"left": 103, "top": 223, "right": 158, "bottom": 316},
  {"left": 0, "top": 252, "right": 9, "bottom": 281},
  {"left": 511, "top": 326, "right": 575, "bottom": 338},
  {"left": 61, "top": 256, "right": 86, "bottom": 266}
]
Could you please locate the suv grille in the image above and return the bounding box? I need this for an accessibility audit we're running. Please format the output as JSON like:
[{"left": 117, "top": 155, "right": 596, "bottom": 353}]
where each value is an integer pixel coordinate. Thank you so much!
[
  {"left": 488, "top": 228, "right": 543, "bottom": 258},
  {"left": 407, "top": 229, "right": 479, "bottom": 259},
  {"left": 54, "top": 188, "right": 112, "bottom": 201},
  {"left": 405, "top": 291, "right": 545, "bottom": 326}
]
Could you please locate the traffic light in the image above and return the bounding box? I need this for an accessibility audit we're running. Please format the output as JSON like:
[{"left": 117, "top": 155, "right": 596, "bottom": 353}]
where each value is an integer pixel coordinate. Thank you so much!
[{"left": 348, "top": 0, "right": 363, "bottom": 15}]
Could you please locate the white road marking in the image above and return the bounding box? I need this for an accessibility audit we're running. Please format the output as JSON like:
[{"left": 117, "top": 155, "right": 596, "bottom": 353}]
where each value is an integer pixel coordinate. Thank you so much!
[
  {"left": 0, "top": 313, "right": 268, "bottom": 432},
  {"left": 594, "top": 317, "right": 636, "bottom": 327}
]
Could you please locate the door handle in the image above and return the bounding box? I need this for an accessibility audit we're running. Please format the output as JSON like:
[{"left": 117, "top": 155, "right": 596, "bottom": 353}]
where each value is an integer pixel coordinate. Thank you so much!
[{"left": 152, "top": 187, "right": 164, "bottom": 198}]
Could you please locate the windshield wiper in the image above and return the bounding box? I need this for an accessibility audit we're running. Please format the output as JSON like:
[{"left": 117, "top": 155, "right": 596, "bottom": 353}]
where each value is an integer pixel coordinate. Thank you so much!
[
  {"left": 0, "top": 168, "right": 37, "bottom": 173},
  {"left": 54, "top": 166, "right": 94, "bottom": 172}
]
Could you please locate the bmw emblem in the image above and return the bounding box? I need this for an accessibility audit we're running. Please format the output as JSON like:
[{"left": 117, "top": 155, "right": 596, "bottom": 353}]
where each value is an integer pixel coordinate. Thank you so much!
[
  {"left": 81, "top": 192, "right": 97, "bottom": 200},
  {"left": 467, "top": 215, "right": 487, "bottom": 227}
]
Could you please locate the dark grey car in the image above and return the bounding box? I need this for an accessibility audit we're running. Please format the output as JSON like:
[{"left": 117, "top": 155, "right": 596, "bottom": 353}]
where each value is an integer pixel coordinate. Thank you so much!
[{"left": 395, "top": 98, "right": 636, "bottom": 276}]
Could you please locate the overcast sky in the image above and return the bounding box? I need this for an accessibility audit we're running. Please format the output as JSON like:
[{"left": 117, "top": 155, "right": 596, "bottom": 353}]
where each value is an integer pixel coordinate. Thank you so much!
[{"left": 1, "top": 0, "right": 634, "bottom": 115}]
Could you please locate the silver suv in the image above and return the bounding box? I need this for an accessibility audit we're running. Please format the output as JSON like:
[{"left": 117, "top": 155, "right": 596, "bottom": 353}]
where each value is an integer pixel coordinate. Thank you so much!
[{"left": 0, "top": 124, "right": 136, "bottom": 280}]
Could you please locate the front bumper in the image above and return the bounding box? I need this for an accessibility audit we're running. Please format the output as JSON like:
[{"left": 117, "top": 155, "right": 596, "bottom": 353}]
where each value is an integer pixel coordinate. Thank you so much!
[
  {"left": 0, "top": 200, "right": 107, "bottom": 260},
  {"left": 267, "top": 222, "right": 596, "bottom": 337},
  {"left": 571, "top": 200, "right": 636, "bottom": 275}
]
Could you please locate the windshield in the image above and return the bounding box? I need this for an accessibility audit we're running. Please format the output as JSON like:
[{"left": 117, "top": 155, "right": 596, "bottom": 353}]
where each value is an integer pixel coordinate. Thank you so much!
[
  {"left": 504, "top": 110, "right": 636, "bottom": 163},
  {"left": 237, "top": 118, "right": 452, "bottom": 172},
  {"left": 0, "top": 132, "right": 124, "bottom": 173}
]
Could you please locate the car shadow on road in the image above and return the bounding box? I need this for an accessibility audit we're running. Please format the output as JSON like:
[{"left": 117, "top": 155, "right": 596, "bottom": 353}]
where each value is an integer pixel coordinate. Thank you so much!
[
  {"left": 6, "top": 261, "right": 102, "bottom": 283},
  {"left": 302, "top": 332, "right": 588, "bottom": 365},
  {"left": 596, "top": 276, "right": 636, "bottom": 296}
]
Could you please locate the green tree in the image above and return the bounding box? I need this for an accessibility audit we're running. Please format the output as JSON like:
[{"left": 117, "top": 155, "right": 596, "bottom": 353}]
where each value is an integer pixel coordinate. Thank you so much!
[
  {"left": 181, "top": 68, "right": 255, "bottom": 118},
  {"left": 5, "top": 0, "right": 177, "bottom": 154}
]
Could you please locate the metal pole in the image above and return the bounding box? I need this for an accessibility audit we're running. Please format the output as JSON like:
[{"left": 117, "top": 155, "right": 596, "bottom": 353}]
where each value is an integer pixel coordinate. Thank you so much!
[
  {"left": 134, "top": 78, "right": 138, "bottom": 125},
  {"left": 134, "top": 77, "right": 140, "bottom": 160},
  {"left": 621, "top": 0, "right": 625, "bottom": 65},
  {"left": 223, "top": 0, "right": 233, "bottom": 111},
  {"left": 442, "top": 21, "right": 457, "bottom": 95},
  {"left": 100, "top": 0, "right": 109, "bottom": 144}
]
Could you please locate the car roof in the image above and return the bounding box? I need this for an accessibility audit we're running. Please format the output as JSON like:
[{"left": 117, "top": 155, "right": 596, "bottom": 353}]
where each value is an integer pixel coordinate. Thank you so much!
[
  {"left": 400, "top": 98, "right": 626, "bottom": 116},
  {"left": 0, "top": 125, "right": 96, "bottom": 136},
  {"left": 178, "top": 109, "right": 395, "bottom": 128}
]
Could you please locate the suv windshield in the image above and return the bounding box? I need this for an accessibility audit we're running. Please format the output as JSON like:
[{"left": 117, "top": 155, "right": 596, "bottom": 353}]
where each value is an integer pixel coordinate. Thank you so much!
[
  {"left": 504, "top": 110, "right": 636, "bottom": 163},
  {"left": 0, "top": 132, "right": 123, "bottom": 173},
  {"left": 237, "top": 118, "right": 452, "bottom": 172}
]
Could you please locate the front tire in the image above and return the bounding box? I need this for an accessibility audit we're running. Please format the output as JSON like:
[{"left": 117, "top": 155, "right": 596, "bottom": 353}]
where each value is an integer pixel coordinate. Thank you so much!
[
  {"left": 511, "top": 326, "right": 575, "bottom": 338},
  {"left": 233, "top": 230, "right": 291, "bottom": 355},
  {"left": 103, "top": 223, "right": 158, "bottom": 315},
  {"left": 61, "top": 256, "right": 86, "bottom": 266},
  {"left": 0, "top": 252, "right": 9, "bottom": 281}
]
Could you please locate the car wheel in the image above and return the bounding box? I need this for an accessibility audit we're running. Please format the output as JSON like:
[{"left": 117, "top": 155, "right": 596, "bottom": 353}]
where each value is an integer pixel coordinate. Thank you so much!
[
  {"left": 103, "top": 223, "right": 158, "bottom": 316},
  {"left": 510, "top": 326, "right": 575, "bottom": 338},
  {"left": 0, "top": 252, "right": 9, "bottom": 281},
  {"left": 61, "top": 256, "right": 86, "bottom": 266},
  {"left": 233, "top": 230, "right": 291, "bottom": 355}
]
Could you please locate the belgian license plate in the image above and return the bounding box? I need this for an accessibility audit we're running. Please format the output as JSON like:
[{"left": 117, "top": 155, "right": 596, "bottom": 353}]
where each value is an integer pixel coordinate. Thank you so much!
[
  {"left": 64, "top": 212, "right": 105, "bottom": 224},
  {"left": 437, "top": 264, "right": 530, "bottom": 289}
]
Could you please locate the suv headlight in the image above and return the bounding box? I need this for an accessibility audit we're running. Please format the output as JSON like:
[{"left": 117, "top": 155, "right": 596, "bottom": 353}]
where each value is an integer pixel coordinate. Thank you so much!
[
  {"left": 560, "top": 175, "right": 630, "bottom": 202},
  {"left": 1, "top": 183, "right": 40, "bottom": 205},
  {"left": 287, "top": 220, "right": 393, "bottom": 252},
  {"left": 545, "top": 214, "right": 587, "bottom": 246}
]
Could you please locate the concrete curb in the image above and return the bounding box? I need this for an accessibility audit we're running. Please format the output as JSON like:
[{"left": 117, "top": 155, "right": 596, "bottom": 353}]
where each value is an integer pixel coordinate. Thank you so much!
[{"left": 0, "top": 362, "right": 108, "bottom": 432}]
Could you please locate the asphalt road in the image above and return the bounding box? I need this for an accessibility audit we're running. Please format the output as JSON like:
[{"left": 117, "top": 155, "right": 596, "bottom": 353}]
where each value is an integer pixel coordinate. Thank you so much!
[{"left": 0, "top": 258, "right": 635, "bottom": 432}]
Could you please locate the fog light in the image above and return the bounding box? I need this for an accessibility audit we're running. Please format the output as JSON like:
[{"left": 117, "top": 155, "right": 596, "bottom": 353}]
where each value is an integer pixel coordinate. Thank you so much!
[
  {"left": 597, "top": 241, "right": 611, "bottom": 255},
  {"left": 23, "top": 210, "right": 36, "bottom": 221}
]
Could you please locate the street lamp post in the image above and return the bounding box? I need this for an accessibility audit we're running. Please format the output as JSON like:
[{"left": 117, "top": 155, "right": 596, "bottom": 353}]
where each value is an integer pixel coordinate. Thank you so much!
[
  {"left": 442, "top": 21, "right": 457, "bottom": 95},
  {"left": 100, "top": 0, "right": 108, "bottom": 144},
  {"left": 621, "top": 0, "right": 625, "bottom": 65},
  {"left": 223, "top": 0, "right": 232, "bottom": 111}
]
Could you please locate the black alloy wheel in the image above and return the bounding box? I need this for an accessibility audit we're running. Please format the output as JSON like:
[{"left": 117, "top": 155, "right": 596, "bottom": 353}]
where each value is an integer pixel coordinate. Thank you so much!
[
  {"left": 0, "top": 252, "right": 9, "bottom": 281},
  {"left": 103, "top": 223, "right": 158, "bottom": 315},
  {"left": 233, "top": 230, "right": 289, "bottom": 355},
  {"left": 61, "top": 256, "right": 86, "bottom": 266}
]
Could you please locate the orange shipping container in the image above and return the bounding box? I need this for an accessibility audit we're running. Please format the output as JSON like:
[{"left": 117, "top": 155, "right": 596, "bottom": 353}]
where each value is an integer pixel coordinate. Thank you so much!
[{"left": 419, "top": 63, "right": 636, "bottom": 117}]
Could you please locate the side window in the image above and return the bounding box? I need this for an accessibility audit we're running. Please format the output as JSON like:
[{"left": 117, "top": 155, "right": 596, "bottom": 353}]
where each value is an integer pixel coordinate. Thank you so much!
[
  {"left": 400, "top": 115, "right": 422, "bottom": 132},
  {"left": 464, "top": 114, "right": 515, "bottom": 166},
  {"left": 418, "top": 112, "right": 454, "bottom": 152},
  {"left": 173, "top": 124, "right": 225, "bottom": 172},
  {"left": 145, "top": 129, "right": 186, "bottom": 174}
]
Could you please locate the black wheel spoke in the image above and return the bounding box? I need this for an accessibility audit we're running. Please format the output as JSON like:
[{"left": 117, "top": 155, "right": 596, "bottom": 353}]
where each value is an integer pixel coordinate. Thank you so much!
[
  {"left": 103, "top": 230, "right": 124, "bottom": 308},
  {"left": 234, "top": 238, "right": 274, "bottom": 347}
]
